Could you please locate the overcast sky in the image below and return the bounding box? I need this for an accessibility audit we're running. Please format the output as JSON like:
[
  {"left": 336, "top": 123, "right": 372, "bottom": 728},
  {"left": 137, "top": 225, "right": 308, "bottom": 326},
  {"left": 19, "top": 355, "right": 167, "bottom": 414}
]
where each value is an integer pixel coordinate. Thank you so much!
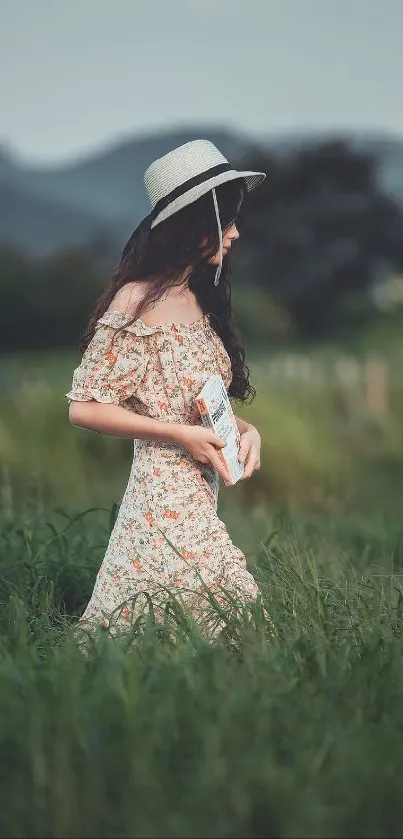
[{"left": 1, "top": 0, "right": 402, "bottom": 166}]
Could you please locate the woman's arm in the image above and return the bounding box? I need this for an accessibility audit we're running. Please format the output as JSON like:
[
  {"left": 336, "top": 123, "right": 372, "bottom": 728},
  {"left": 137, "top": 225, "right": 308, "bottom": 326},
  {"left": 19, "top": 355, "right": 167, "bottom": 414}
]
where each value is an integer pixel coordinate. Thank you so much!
[
  {"left": 69, "top": 400, "right": 184, "bottom": 443},
  {"left": 233, "top": 414, "right": 261, "bottom": 479},
  {"left": 234, "top": 415, "right": 252, "bottom": 435},
  {"left": 68, "top": 401, "right": 232, "bottom": 482}
]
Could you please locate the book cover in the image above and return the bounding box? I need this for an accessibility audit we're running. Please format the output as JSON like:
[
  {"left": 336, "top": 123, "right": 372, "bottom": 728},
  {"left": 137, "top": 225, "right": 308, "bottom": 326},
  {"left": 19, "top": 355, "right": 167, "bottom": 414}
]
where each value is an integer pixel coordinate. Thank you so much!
[{"left": 195, "top": 374, "right": 244, "bottom": 486}]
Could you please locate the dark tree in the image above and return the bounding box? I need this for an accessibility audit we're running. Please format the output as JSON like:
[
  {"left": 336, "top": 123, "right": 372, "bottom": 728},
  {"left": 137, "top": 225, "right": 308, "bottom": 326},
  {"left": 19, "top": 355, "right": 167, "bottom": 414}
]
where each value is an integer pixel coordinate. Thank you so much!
[{"left": 238, "top": 140, "right": 403, "bottom": 337}]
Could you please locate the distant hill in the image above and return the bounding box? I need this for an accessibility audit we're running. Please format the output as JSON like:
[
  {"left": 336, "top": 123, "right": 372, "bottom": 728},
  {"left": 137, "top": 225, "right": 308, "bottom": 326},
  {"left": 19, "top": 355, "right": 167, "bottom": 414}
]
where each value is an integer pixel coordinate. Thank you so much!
[
  {"left": 1, "top": 126, "right": 403, "bottom": 258},
  {"left": 0, "top": 127, "right": 262, "bottom": 259},
  {"left": 0, "top": 181, "right": 119, "bottom": 256}
]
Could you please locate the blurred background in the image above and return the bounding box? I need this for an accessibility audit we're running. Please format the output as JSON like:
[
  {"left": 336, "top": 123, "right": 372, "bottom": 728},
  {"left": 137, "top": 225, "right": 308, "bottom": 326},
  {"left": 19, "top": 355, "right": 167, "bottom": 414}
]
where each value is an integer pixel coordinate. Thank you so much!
[
  {"left": 2, "top": 0, "right": 403, "bottom": 542},
  {"left": 4, "top": 7, "right": 403, "bottom": 833}
]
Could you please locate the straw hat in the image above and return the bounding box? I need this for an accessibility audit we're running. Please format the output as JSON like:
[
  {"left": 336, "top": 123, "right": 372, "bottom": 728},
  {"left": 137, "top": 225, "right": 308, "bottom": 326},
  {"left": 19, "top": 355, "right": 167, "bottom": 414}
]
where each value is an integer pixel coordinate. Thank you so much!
[{"left": 132, "top": 139, "right": 266, "bottom": 286}]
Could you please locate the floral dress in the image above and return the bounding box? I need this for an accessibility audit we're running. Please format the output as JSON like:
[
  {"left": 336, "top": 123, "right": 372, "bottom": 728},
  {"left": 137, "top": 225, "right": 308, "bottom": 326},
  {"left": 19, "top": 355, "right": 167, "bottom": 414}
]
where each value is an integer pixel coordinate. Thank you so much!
[{"left": 65, "top": 309, "right": 260, "bottom": 633}]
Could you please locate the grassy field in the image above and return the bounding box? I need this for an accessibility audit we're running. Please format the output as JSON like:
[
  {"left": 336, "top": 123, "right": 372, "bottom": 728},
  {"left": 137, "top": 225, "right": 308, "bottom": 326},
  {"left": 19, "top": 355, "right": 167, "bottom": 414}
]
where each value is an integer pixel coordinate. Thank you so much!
[{"left": 2, "top": 348, "right": 403, "bottom": 837}]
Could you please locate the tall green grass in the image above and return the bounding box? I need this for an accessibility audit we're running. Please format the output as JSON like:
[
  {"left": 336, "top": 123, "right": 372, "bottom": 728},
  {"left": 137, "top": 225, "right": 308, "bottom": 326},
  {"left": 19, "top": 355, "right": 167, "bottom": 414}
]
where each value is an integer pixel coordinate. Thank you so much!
[
  {"left": 3, "top": 348, "right": 403, "bottom": 835},
  {"left": 2, "top": 503, "right": 403, "bottom": 837}
]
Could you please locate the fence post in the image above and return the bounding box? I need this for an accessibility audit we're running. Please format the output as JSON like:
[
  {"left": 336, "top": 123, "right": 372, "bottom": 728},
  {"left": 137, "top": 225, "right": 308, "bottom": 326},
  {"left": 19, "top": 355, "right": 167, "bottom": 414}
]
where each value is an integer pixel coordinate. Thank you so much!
[
  {"left": 364, "top": 356, "right": 388, "bottom": 415},
  {"left": 334, "top": 358, "right": 362, "bottom": 413}
]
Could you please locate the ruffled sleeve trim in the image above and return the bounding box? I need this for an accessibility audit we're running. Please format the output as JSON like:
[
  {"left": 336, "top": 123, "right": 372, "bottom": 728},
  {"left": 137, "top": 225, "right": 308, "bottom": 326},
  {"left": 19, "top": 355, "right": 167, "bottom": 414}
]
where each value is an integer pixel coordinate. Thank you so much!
[
  {"left": 96, "top": 311, "right": 162, "bottom": 336},
  {"left": 97, "top": 310, "right": 211, "bottom": 335},
  {"left": 65, "top": 315, "right": 150, "bottom": 406}
]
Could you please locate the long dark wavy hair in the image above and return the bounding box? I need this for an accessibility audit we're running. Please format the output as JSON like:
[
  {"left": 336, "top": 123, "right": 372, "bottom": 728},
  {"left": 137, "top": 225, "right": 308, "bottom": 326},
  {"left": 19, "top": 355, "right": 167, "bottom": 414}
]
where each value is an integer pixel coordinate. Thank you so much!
[{"left": 80, "top": 177, "right": 256, "bottom": 404}]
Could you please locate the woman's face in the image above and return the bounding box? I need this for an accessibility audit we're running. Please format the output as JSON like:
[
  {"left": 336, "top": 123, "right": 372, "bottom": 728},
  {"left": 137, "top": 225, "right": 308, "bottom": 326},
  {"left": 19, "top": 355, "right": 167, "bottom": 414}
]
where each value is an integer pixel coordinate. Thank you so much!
[{"left": 207, "top": 221, "right": 240, "bottom": 266}]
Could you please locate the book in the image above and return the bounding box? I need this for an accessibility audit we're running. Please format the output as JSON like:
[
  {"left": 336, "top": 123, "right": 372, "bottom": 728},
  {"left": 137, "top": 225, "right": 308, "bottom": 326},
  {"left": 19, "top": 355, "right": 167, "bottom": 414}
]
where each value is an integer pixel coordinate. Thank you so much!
[{"left": 195, "top": 374, "right": 244, "bottom": 486}]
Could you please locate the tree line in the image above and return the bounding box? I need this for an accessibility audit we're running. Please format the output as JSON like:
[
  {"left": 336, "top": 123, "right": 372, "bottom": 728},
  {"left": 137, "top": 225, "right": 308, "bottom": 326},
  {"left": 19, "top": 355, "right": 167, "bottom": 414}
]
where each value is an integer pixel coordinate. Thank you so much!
[{"left": 2, "top": 138, "right": 403, "bottom": 352}]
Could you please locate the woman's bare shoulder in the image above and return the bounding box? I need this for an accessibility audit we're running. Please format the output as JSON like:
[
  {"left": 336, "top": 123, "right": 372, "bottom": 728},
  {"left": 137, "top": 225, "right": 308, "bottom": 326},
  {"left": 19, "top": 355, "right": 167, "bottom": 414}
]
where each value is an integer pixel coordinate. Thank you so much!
[{"left": 107, "top": 282, "right": 147, "bottom": 316}]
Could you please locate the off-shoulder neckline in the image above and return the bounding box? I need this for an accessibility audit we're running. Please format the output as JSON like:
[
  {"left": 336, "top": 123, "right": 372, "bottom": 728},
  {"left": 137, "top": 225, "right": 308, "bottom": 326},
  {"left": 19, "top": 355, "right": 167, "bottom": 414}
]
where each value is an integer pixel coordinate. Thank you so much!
[{"left": 97, "top": 310, "right": 211, "bottom": 335}]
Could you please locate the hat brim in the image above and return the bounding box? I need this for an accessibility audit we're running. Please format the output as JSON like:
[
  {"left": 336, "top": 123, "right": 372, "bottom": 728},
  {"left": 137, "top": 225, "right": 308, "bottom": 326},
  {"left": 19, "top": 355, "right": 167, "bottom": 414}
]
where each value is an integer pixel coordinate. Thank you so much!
[{"left": 150, "top": 169, "right": 266, "bottom": 228}]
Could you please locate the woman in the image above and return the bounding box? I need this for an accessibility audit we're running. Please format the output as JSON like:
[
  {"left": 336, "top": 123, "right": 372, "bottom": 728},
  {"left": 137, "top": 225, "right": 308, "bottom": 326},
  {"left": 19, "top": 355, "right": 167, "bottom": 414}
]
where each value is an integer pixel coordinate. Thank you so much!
[{"left": 65, "top": 139, "right": 266, "bottom": 634}]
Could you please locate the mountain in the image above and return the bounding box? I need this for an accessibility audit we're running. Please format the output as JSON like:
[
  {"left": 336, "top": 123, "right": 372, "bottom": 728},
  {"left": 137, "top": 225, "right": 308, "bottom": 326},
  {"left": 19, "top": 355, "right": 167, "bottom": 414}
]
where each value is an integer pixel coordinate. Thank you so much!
[
  {"left": 0, "top": 181, "right": 120, "bottom": 257},
  {"left": 0, "top": 127, "right": 261, "bottom": 258},
  {"left": 1, "top": 126, "right": 403, "bottom": 258},
  {"left": 0, "top": 145, "right": 20, "bottom": 180}
]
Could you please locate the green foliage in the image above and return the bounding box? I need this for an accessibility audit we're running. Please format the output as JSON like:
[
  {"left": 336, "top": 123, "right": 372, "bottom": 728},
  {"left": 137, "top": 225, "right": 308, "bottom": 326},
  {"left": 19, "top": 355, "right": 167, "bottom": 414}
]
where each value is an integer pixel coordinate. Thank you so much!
[
  {"left": 4, "top": 346, "right": 403, "bottom": 516},
  {"left": 232, "top": 287, "right": 295, "bottom": 347},
  {"left": 240, "top": 139, "right": 403, "bottom": 337},
  {"left": 2, "top": 346, "right": 403, "bottom": 833},
  {"left": 0, "top": 244, "right": 105, "bottom": 352},
  {"left": 2, "top": 504, "right": 403, "bottom": 837}
]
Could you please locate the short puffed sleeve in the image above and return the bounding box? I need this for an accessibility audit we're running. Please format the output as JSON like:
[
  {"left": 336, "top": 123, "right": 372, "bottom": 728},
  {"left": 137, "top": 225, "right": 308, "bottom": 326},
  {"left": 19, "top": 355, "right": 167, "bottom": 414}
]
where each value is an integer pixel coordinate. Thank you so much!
[{"left": 64, "top": 315, "right": 149, "bottom": 407}]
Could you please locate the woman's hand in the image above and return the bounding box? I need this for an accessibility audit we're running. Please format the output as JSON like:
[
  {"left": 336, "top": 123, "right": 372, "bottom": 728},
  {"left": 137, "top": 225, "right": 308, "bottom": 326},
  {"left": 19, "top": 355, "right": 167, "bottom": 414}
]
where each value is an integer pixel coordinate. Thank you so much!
[
  {"left": 238, "top": 425, "right": 261, "bottom": 479},
  {"left": 175, "top": 424, "right": 231, "bottom": 483}
]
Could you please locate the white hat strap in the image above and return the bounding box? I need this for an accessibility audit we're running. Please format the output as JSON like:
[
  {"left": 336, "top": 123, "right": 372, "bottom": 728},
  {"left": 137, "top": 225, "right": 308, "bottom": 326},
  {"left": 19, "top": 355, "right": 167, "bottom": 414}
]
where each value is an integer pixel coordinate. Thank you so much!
[{"left": 212, "top": 187, "right": 222, "bottom": 287}]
